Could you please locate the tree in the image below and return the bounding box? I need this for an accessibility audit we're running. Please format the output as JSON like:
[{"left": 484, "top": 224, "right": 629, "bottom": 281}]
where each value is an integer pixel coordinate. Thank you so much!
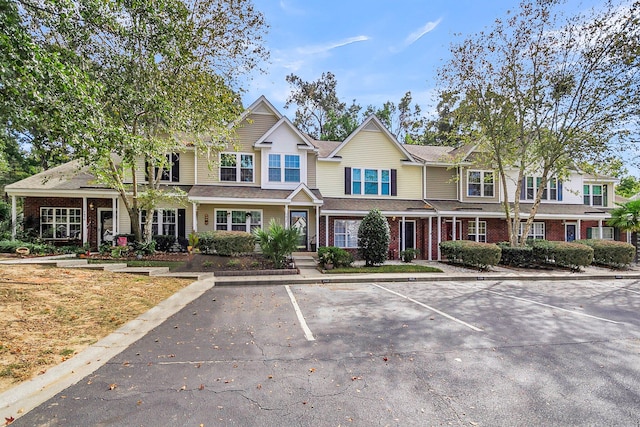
[
  {"left": 608, "top": 200, "right": 640, "bottom": 263},
  {"left": 363, "top": 92, "right": 426, "bottom": 143},
  {"left": 358, "top": 209, "right": 390, "bottom": 266},
  {"left": 284, "top": 72, "right": 346, "bottom": 139},
  {"left": 616, "top": 176, "right": 640, "bottom": 199},
  {"left": 323, "top": 100, "right": 362, "bottom": 141},
  {"left": 20, "top": 0, "right": 268, "bottom": 242},
  {"left": 253, "top": 219, "right": 300, "bottom": 269},
  {"left": 440, "top": 0, "right": 640, "bottom": 246}
]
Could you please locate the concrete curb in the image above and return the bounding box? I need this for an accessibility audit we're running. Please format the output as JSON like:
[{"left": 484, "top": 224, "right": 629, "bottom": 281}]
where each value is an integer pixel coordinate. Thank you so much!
[{"left": 0, "top": 276, "right": 216, "bottom": 423}]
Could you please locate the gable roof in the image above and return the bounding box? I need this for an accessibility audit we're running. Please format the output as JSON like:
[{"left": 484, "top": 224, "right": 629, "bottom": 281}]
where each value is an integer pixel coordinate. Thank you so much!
[
  {"left": 232, "top": 96, "right": 283, "bottom": 129},
  {"left": 254, "top": 116, "right": 318, "bottom": 151},
  {"left": 324, "top": 115, "right": 419, "bottom": 163}
]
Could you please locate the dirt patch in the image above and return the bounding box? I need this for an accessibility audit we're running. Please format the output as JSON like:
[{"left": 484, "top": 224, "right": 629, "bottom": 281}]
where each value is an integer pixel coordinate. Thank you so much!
[
  {"left": 171, "top": 253, "right": 294, "bottom": 272},
  {"left": 0, "top": 264, "right": 192, "bottom": 393}
]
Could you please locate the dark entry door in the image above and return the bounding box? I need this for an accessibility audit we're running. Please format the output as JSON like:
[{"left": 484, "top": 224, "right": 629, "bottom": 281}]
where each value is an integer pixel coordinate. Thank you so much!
[
  {"left": 99, "top": 210, "right": 114, "bottom": 246},
  {"left": 402, "top": 220, "right": 416, "bottom": 250},
  {"left": 566, "top": 224, "right": 576, "bottom": 242}
]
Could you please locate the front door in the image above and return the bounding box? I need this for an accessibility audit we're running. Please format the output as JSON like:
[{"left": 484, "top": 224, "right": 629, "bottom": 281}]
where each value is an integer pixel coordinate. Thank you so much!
[
  {"left": 290, "top": 210, "right": 308, "bottom": 249},
  {"left": 98, "top": 209, "right": 114, "bottom": 247},
  {"left": 400, "top": 220, "right": 416, "bottom": 250},
  {"left": 565, "top": 223, "right": 577, "bottom": 242}
]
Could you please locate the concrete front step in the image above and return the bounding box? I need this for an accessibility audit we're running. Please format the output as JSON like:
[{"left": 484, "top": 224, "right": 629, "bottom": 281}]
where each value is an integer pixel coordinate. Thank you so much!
[
  {"left": 56, "top": 260, "right": 89, "bottom": 267},
  {"left": 111, "top": 266, "right": 170, "bottom": 276}
]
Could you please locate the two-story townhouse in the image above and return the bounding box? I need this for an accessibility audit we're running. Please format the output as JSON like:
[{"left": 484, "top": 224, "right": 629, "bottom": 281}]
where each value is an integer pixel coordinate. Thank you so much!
[{"left": 4, "top": 95, "right": 628, "bottom": 259}]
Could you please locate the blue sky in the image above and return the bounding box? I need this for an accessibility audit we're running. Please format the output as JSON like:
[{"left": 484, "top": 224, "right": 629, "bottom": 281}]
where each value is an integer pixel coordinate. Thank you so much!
[{"left": 242, "top": 0, "right": 604, "bottom": 117}]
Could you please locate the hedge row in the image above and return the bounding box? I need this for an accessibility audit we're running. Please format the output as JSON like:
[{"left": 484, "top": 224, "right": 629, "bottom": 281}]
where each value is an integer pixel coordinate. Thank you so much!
[
  {"left": 532, "top": 240, "right": 594, "bottom": 271},
  {"left": 197, "top": 230, "right": 255, "bottom": 256},
  {"left": 575, "top": 239, "right": 635, "bottom": 268},
  {"left": 439, "top": 240, "right": 501, "bottom": 270}
]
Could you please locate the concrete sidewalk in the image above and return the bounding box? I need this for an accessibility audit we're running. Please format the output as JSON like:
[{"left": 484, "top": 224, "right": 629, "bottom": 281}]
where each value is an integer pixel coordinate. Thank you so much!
[{"left": 2, "top": 253, "right": 640, "bottom": 423}]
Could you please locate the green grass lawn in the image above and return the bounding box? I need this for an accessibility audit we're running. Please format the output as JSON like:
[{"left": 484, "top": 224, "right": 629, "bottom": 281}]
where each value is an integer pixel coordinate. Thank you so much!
[{"left": 326, "top": 264, "right": 442, "bottom": 274}]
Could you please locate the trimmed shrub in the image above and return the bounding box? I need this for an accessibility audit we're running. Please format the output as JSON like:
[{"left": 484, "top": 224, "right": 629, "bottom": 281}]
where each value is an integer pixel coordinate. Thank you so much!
[
  {"left": 400, "top": 248, "right": 420, "bottom": 263},
  {"left": 439, "top": 240, "right": 501, "bottom": 270},
  {"left": 497, "top": 242, "right": 535, "bottom": 267},
  {"left": 318, "top": 246, "right": 354, "bottom": 268},
  {"left": 532, "top": 240, "right": 593, "bottom": 271},
  {"left": 198, "top": 230, "right": 255, "bottom": 256},
  {"left": 576, "top": 239, "right": 635, "bottom": 269},
  {"left": 153, "top": 235, "right": 177, "bottom": 252},
  {"left": 358, "top": 209, "right": 390, "bottom": 266}
]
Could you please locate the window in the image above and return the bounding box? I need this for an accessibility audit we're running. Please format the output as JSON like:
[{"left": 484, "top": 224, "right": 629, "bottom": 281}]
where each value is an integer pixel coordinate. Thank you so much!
[
  {"left": 351, "top": 168, "right": 390, "bottom": 195},
  {"left": 584, "top": 184, "right": 607, "bottom": 206},
  {"left": 468, "top": 171, "right": 494, "bottom": 197},
  {"left": 467, "top": 221, "right": 487, "bottom": 242},
  {"left": 140, "top": 209, "right": 178, "bottom": 237},
  {"left": 220, "top": 153, "right": 254, "bottom": 182},
  {"left": 40, "top": 208, "right": 81, "bottom": 239},
  {"left": 524, "top": 176, "right": 560, "bottom": 200},
  {"left": 215, "top": 210, "right": 261, "bottom": 232},
  {"left": 268, "top": 154, "right": 300, "bottom": 183},
  {"left": 334, "top": 220, "right": 361, "bottom": 248},
  {"left": 519, "top": 222, "right": 545, "bottom": 240},
  {"left": 146, "top": 153, "right": 180, "bottom": 183},
  {"left": 587, "top": 227, "right": 614, "bottom": 240}
]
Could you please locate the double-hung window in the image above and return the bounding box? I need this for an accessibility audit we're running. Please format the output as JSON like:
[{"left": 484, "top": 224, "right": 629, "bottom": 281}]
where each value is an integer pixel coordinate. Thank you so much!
[
  {"left": 220, "top": 153, "right": 254, "bottom": 182},
  {"left": 334, "top": 220, "right": 360, "bottom": 248},
  {"left": 525, "top": 176, "right": 560, "bottom": 201},
  {"left": 519, "top": 222, "right": 545, "bottom": 240},
  {"left": 215, "top": 210, "right": 261, "bottom": 232},
  {"left": 467, "top": 221, "right": 487, "bottom": 242},
  {"left": 584, "top": 184, "right": 607, "bottom": 206},
  {"left": 352, "top": 168, "right": 390, "bottom": 196},
  {"left": 268, "top": 154, "right": 300, "bottom": 183},
  {"left": 140, "top": 209, "right": 178, "bottom": 237},
  {"left": 40, "top": 208, "right": 81, "bottom": 240},
  {"left": 146, "top": 153, "right": 180, "bottom": 183},
  {"left": 468, "top": 171, "right": 494, "bottom": 197}
]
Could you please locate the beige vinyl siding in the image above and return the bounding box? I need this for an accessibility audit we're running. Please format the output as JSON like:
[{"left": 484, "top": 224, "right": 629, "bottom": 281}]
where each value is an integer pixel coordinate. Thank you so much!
[
  {"left": 119, "top": 202, "right": 131, "bottom": 234},
  {"left": 118, "top": 202, "right": 193, "bottom": 236},
  {"left": 317, "top": 129, "right": 422, "bottom": 199},
  {"left": 129, "top": 151, "right": 194, "bottom": 185},
  {"left": 460, "top": 168, "right": 499, "bottom": 202},
  {"left": 236, "top": 113, "right": 279, "bottom": 147},
  {"left": 426, "top": 167, "right": 457, "bottom": 200},
  {"left": 306, "top": 152, "right": 317, "bottom": 188},
  {"left": 292, "top": 191, "right": 312, "bottom": 203}
]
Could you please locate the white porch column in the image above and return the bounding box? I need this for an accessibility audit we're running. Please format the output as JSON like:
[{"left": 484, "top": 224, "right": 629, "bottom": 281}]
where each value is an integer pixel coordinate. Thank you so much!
[
  {"left": 577, "top": 219, "right": 581, "bottom": 240},
  {"left": 324, "top": 215, "right": 329, "bottom": 247},
  {"left": 315, "top": 206, "right": 320, "bottom": 250},
  {"left": 192, "top": 202, "right": 198, "bottom": 233},
  {"left": 598, "top": 219, "right": 603, "bottom": 239},
  {"left": 452, "top": 216, "right": 457, "bottom": 240},
  {"left": 437, "top": 216, "right": 442, "bottom": 261},
  {"left": 428, "top": 216, "right": 433, "bottom": 261},
  {"left": 11, "top": 195, "right": 17, "bottom": 239},
  {"left": 82, "top": 197, "right": 88, "bottom": 245},
  {"left": 284, "top": 205, "right": 289, "bottom": 227},
  {"left": 401, "top": 216, "right": 406, "bottom": 252},
  {"left": 112, "top": 197, "right": 118, "bottom": 237}
]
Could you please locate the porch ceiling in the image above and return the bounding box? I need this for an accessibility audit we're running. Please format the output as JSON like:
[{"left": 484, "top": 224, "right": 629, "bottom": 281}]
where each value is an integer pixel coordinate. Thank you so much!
[
  {"left": 188, "top": 185, "right": 322, "bottom": 203},
  {"left": 321, "top": 197, "right": 432, "bottom": 215}
]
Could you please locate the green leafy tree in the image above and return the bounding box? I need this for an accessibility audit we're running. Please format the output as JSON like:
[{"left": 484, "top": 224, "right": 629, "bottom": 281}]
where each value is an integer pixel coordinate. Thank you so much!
[
  {"left": 365, "top": 92, "right": 426, "bottom": 143},
  {"left": 616, "top": 176, "right": 640, "bottom": 199},
  {"left": 21, "top": 0, "right": 268, "bottom": 242},
  {"left": 358, "top": 209, "right": 390, "bottom": 266},
  {"left": 608, "top": 200, "right": 640, "bottom": 263},
  {"left": 440, "top": 0, "right": 640, "bottom": 246},
  {"left": 253, "top": 219, "right": 300, "bottom": 269}
]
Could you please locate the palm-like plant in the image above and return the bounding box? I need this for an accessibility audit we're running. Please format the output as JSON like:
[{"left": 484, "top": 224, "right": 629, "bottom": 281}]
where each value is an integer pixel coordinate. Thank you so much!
[
  {"left": 253, "top": 219, "right": 301, "bottom": 269},
  {"left": 607, "top": 200, "right": 640, "bottom": 263}
]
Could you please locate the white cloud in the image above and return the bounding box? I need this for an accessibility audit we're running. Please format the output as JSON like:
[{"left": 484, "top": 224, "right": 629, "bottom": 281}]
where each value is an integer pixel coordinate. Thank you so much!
[
  {"left": 391, "top": 18, "right": 442, "bottom": 53},
  {"left": 295, "top": 35, "right": 370, "bottom": 56}
]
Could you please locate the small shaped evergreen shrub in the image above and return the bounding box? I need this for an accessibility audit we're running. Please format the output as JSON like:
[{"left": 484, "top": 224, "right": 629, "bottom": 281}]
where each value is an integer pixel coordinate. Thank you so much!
[
  {"left": 575, "top": 239, "right": 635, "bottom": 269},
  {"left": 358, "top": 209, "right": 390, "bottom": 266},
  {"left": 317, "top": 246, "right": 354, "bottom": 268},
  {"left": 440, "top": 240, "right": 501, "bottom": 270}
]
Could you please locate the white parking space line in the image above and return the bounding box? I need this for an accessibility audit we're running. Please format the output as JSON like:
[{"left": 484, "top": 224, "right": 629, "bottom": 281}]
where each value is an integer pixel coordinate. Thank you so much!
[
  {"left": 483, "top": 289, "right": 622, "bottom": 324},
  {"left": 373, "top": 284, "right": 483, "bottom": 332},
  {"left": 285, "top": 285, "right": 315, "bottom": 341}
]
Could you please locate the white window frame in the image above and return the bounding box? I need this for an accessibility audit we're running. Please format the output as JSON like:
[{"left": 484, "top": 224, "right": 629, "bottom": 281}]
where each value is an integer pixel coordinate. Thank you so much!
[
  {"left": 467, "top": 171, "right": 494, "bottom": 197},
  {"left": 40, "top": 207, "right": 82, "bottom": 240},
  {"left": 214, "top": 209, "right": 262, "bottom": 233},
  {"left": 467, "top": 221, "right": 487, "bottom": 242},
  {"left": 589, "top": 226, "right": 614, "bottom": 240},
  {"left": 334, "top": 219, "right": 361, "bottom": 248},
  {"left": 584, "top": 184, "right": 607, "bottom": 207},
  {"left": 268, "top": 153, "right": 300, "bottom": 183},
  {"left": 219, "top": 152, "right": 254, "bottom": 183},
  {"left": 351, "top": 168, "right": 391, "bottom": 196},
  {"left": 519, "top": 222, "right": 545, "bottom": 240},
  {"left": 140, "top": 208, "right": 178, "bottom": 238},
  {"left": 526, "top": 176, "right": 559, "bottom": 201}
]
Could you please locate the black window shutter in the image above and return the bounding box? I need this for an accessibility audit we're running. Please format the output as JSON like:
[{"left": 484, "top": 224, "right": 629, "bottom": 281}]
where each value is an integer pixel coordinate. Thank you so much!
[
  {"left": 614, "top": 227, "right": 620, "bottom": 241},
  {"left": 178, "top": 209, "right": 186, "bottom": 239},
  {"left": 344, "top": 167, "right": 351, "bottom": 195},
  {"left": 172, "top": 153, "right": 180, "bottom": 182},
  {"left": 586, "top": 227, "right": 592, "bottom": 239},
  {"left": 391, "top": 169, "right": 397, "bottom": 196},
  {"left": 558, "top": 179, "right": 563, "bottom": 201}
]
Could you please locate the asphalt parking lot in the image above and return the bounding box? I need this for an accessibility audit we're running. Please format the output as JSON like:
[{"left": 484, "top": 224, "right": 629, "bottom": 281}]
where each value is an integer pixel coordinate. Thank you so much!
[{"left": 13, "top": 279, "right": 640, "bottom": 426}]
